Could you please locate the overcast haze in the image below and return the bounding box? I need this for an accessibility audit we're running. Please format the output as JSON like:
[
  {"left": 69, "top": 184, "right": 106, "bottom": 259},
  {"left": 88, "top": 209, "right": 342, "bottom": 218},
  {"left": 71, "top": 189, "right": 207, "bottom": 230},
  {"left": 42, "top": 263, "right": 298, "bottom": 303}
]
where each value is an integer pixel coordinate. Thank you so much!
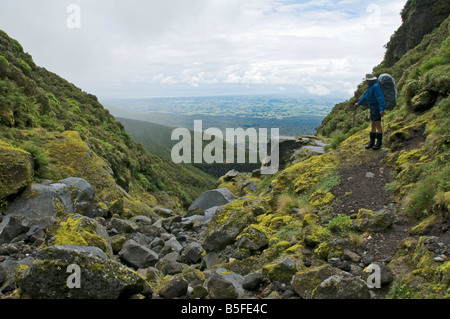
[{"left": 0, "top": 0, "right": 407, "bottom": 99}]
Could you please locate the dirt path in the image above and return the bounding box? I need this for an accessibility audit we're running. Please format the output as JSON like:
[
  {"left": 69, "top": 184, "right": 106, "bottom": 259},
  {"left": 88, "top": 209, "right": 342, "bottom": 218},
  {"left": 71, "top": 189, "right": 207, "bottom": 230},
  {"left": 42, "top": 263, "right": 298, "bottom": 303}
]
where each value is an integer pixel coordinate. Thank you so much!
[{"left": 331, "top": 149, "right": 412, "bottom": 264}]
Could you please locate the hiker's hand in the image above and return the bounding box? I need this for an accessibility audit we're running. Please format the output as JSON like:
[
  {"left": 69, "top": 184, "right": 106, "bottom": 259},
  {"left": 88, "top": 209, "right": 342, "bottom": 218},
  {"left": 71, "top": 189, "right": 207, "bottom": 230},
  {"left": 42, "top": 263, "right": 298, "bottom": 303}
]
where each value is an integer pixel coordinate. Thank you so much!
[
  {"left": 354, "top": 103, "right": 359, "bottom": 107},
  {"left": 380, "top": 111, "right": 385, "bottom": 117}
]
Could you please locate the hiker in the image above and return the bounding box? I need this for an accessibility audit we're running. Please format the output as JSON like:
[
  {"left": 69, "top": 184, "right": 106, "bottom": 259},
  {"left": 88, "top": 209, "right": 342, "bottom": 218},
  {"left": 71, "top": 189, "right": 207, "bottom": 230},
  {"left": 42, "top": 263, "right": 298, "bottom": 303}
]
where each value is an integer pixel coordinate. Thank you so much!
[{"left": 354, "top": 73, "right": 386, "bottom": 150}]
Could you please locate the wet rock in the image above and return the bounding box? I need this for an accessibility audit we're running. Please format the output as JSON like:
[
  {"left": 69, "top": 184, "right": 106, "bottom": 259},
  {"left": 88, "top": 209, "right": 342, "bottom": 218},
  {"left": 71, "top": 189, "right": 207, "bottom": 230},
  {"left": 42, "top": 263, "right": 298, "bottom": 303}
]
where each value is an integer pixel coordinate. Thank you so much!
[{"left": 0, "top": 179, "right": 98, "bottom": 244}]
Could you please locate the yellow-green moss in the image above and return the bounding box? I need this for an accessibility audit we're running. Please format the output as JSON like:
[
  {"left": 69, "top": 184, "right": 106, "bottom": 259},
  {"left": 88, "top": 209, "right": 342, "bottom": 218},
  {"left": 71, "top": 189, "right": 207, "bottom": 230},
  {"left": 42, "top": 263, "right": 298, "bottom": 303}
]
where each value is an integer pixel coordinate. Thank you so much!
[
  {"left": 236, "top": 224, "right": 273, "bottom": 242},
  {"left": 396, "top": 147, "right": 426, "bottom": 171},
  {"left": 50, "top": 214, "right": 108, "bottom": 254},
  {"left": 285, "top": 243, "right": 303, "bottom": 257},
  {"left": 302, "top": 224, "right": 331, "bottom": 248},
  {"left": 314, "top": 242, "right": 343, "bottom": 261},
  {"left": 257, "top": 212, "right": 293, "bottom": 231},
  {"left": 46, "top": 131, "right": 118, "bottom": 196},
  {"left": 410, "top": 214, "right": 438, "bottom": 235},
  {"left": 270, "top": 151, "right": 339, "bottom": 198},
  {"left": 261, "top": 255, "right": 303, "bottom": 282},
  {"left": 309, "top": 190, "right": 335, "bottom": 207},
  {"left": 208, "top": 196, "right": 269, "bottom": 232}
]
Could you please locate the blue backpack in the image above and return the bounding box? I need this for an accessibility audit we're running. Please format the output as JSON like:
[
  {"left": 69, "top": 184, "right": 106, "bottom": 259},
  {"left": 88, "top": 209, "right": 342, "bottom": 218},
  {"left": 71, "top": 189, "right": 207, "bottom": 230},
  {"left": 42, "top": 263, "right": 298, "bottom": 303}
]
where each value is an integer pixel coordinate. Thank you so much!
[{"left": 377, "top": 74, "right": 397, "bottom": 110}]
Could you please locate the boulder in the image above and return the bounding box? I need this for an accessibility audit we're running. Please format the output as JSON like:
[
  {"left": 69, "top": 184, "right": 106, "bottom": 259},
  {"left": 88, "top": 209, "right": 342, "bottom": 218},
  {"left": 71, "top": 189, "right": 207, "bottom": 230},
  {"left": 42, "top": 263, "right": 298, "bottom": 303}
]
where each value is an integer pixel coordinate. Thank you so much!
[
  {"left": 411, "top": 90, "right": 439, "bottom": 112},
  {"left": 236, "top": 224, "right": 270, "bottom": 252},
  {"left": 207, "top": 276, "right": 239, "bottom": 299},
  {"left": 0, "top": 179, "right": 98, "bottom": 244},
  {"left": 46, "top": 213, "right": 113, "bottom": 257},
  {"left": 118, "top": 240, "right": 159, "bottom": 268},
  {"left": 202, "top": 197, "right": 268, "bottom": 252},
  {"left": 0, "top": 215, "right": 29, "bottom": 245},
  {"left": 0, "top": 141, "right": 33, "bottom": 200},
  {"left": 159, "top": 277, "right": 188, "bottom": 299},
  {"left": 362, "top": 262, "right": 394, "bottom": 287},
  {"left": 165, "top": 237, "right": 183, "bottom": 254},
  {"left": 291, "top": 264, "right": 340, "bottom": 299},
  {"left": 109, "top": 217, "right": 138, "bottom": 234},
  {"left": 242, "top": 272, "right": 266, "bottom": 291},
  {"left": 205, "top": 267, "right": 245, "bottom": 299},
  {"left": 58, "top": 177, "right": 96, "bottom": 217},
  {"left": 182, "top": 242, "right": 205, "bottom": 263},
  {"left": 16, "top": 245, "right": 151, "bottom": 299},
  {"left": 312, "top": 271, "right": 370, "bottom": 299},
  {"left": 155, "top": 259, "right": 183, "bottom": 275},
  {"left": 262, "top": 255, "right": 303, "bottom": 283},
  {"left": 188, "top": 188, "right": 236, "bottom": 214},
  {"left": 352, "top": 208, "right": 395, "bottom": 232}
]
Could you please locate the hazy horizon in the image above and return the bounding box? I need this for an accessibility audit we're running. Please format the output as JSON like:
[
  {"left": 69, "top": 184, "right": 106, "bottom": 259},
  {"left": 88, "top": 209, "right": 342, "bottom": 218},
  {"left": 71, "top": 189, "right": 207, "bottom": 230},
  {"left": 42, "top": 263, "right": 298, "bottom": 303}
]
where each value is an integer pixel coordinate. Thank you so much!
[{"left": 0, "top": 0, "right": 407, "bottom": 101}]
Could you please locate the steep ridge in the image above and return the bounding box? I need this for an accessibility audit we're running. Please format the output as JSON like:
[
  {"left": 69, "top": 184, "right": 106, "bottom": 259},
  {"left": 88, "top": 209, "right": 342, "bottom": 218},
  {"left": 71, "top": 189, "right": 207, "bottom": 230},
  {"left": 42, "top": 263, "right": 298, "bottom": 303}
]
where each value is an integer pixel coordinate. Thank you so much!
[{"left": 0, "top": 0, "right": 449, "bottom": 300}]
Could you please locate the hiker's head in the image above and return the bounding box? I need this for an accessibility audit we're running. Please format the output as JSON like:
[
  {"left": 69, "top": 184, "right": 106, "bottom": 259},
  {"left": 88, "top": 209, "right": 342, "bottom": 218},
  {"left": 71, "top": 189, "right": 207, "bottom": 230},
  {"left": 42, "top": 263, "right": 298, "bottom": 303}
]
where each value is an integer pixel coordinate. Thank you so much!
[{"left": 364, "top": 73, "right": 377, "bottom": 84}]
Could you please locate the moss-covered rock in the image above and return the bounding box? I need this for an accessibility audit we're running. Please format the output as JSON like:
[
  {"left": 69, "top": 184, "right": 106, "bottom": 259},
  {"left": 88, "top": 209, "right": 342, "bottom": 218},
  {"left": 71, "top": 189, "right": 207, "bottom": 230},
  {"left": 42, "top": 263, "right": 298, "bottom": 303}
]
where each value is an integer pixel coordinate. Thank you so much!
[
  {"left": 16, "top": 245, "right": 151, "bottom": 299},
  {"left": 261, "top": 255, "right": 303, "bottom": 283},
  {"left": 410, "top": 214, "right": 439, "bottom": 236},
  {"left": 45, "top": 214, "right": 112, "bottom": 257},
  {"left": 291, "top": 264, "right": 341, "bottom": 299},
  {"left": 0, "top": 140, "right": 33, "bottom": 200},
  {"left": 271, "top": 151, "right": 339, "bottom": 197},
  {"left": 46, "top": 131, "right": 119, "bottom": 199},
  {"left": 352, "top": 208, "right": 395, "bottom": 232},
  {"left": 202, "top": 197, "right": 270, "bottom": 252},
  {"left": 312, "top": 271, "right": 370, "bottom": 299},
  {"left": 236, "top": 224, "right": 272, "bottom": 252}
]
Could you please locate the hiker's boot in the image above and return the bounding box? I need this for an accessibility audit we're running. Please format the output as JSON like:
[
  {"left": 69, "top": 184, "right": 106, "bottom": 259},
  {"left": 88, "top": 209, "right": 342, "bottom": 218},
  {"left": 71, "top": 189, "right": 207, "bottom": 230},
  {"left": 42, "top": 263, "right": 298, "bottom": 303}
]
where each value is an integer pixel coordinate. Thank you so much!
[
  {"left": 365, "top": 132, "right": 376, "bottom": 149},
  {"left": 373, "top": 133, "right": 383, "bottom": 150}
]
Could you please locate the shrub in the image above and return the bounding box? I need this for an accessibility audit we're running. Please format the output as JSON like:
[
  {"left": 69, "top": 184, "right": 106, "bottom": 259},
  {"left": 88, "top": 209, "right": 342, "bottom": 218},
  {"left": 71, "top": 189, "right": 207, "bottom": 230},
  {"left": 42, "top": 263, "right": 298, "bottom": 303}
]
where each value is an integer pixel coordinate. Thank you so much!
[
  {"left": 20, "top": 142, "right": 51, "bottom": 179},
  {"left": 17, "top": 58, "right": 32, "bottom": 74},
  {"left": 327, "top": 214, "right": 353, "bottom": 236}
]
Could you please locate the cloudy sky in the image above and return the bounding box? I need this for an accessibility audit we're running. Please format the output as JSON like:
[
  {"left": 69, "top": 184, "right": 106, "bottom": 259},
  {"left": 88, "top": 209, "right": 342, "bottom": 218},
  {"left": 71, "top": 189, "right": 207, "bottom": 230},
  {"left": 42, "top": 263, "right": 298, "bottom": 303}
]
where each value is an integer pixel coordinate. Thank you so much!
[{"left": 0, "top": 0, "right": 407, "bottom": 99}]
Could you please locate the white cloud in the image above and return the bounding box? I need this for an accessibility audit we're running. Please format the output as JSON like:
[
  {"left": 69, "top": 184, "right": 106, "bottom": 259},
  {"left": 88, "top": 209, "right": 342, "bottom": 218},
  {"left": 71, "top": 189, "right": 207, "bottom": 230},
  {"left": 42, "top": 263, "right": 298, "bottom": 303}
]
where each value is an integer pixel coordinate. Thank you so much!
[{"left": 0, "top": 0, "right": 407, "bottom": 98}]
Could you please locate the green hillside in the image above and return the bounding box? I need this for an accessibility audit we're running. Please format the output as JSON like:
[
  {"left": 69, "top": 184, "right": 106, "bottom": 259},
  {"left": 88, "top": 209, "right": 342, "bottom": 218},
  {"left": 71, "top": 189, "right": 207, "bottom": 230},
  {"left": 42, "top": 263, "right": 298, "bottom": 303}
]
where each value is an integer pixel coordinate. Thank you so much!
[
  {"left": 0, "top": 30, "right": 216, "bottom": 211},
  {"left": 117, "top": 117, "right": 261, "bottom": 178}
]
